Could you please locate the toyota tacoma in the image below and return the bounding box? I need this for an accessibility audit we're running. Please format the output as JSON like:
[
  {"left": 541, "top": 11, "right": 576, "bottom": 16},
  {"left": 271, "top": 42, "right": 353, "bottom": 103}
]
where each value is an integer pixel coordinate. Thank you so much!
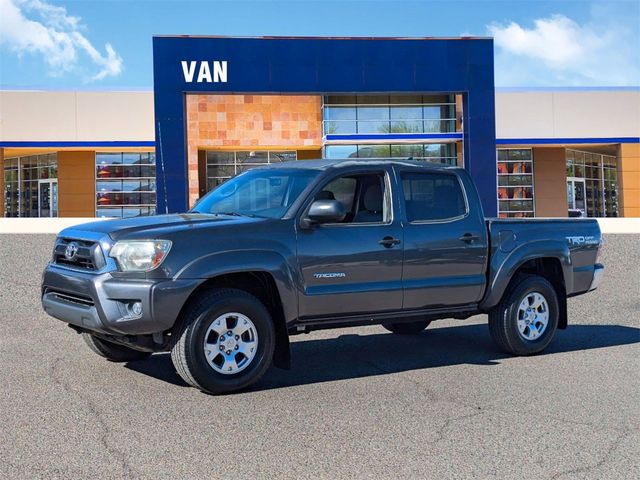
[{"left": 42, "top": 159, "right": 604, "bottom": 394}]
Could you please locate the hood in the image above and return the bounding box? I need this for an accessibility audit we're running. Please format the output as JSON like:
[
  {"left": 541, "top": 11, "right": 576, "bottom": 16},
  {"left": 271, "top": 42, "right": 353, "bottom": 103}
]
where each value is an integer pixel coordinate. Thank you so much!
[{"left": 59, "top": 213, "right": 260, "bottom": 241}]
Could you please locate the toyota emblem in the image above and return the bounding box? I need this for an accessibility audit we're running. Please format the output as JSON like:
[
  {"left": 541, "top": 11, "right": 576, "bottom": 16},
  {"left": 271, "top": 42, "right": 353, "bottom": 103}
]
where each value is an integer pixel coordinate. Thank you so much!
[{"left": 64, "top": 242, "right": 79, "bottom": 260}]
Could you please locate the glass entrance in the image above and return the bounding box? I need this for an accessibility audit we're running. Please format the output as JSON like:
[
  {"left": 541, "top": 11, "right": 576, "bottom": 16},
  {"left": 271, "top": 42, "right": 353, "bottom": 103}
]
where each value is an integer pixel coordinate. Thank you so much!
[
  {"left": 566, "top": 149, "right": 618, "bottom": 217},
  {"left": 38, "top": 180, "right": 58, "bottom": 217},
  {"left": 567, "top": 178, "right": 586, "bottom": 217}
]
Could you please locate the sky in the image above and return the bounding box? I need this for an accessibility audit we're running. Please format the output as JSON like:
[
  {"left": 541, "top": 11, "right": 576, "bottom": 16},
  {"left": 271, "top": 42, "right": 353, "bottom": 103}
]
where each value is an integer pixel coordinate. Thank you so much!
[{"left": 0, "top": 0, "right": 639, "bottom": 89}]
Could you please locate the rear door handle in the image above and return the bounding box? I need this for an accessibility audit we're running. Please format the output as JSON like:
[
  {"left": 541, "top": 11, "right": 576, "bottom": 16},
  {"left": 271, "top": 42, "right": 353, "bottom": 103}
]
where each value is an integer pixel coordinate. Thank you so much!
[
  {"left": 379, "top": 236, "right": 401, "bottom": 248},
  {"left": 459, "top": 233, "right": 480, "bottom": 243}
]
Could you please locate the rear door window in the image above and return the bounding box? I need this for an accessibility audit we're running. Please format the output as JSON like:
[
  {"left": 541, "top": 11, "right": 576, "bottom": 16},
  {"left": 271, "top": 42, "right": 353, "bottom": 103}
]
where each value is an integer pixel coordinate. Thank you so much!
[{"left": 401, "top": 172, "right": 466, "bottom": 222}]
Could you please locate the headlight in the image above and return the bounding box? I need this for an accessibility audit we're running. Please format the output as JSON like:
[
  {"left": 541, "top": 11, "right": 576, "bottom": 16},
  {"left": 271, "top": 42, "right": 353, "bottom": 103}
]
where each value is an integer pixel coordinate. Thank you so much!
[{"left": 109, "top": 240, "right": 172, "bottom": 272}]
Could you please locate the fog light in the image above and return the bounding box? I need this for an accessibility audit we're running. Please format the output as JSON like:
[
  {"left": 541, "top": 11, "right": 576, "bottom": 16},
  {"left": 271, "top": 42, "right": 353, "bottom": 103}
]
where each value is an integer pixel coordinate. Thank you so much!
[{"left": 129, "top": 301, "right": 143, "bottom": 317}]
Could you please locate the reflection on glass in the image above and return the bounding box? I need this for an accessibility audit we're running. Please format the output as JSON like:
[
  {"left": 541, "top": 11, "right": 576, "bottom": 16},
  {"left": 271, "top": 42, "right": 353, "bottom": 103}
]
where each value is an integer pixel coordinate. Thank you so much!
[
  {"left": 205, "top": 150, "right": 297, "bottom": 193},
  {"left": 3, "top": 154, "right": 57, "bottom": 217},
  {"left": 95, "top": 152, "right": 156, "bottom": 219},
  {"left": 357, "top": 145, "right": 391, "bottom": 158},
  {"left": 323, "top": 94, "right": 457, "bottom": 136},
  {"left": 565, "top": 149, "right": 618, "bottom": 217},
  {"left": 324, "top": 143, "right": 456, "bottom": 165},
  {"left": 325, "top": 145, "right": 358, "bottom": 159},
  {"left": 497, "top": 149, "right": 535, "bottom": 217}
]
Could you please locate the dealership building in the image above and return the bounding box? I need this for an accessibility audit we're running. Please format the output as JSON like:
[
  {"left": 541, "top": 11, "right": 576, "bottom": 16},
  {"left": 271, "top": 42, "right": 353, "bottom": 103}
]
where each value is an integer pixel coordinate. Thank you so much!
[{"left": 1, "top": 36, "right": 638, "bottom": 219}]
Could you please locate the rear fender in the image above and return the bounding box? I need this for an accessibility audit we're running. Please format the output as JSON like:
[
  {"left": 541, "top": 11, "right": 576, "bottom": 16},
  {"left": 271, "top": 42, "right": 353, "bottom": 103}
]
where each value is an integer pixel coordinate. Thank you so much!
[{"left": 480, "top": 239, "right": 572, "bottom": 311}]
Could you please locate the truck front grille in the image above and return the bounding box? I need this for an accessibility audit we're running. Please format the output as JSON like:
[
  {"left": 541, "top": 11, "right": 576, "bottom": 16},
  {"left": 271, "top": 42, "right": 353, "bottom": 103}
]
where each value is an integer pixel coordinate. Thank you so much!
[{"left": 53, "top": 238, "right": 106, "bottom": 271}]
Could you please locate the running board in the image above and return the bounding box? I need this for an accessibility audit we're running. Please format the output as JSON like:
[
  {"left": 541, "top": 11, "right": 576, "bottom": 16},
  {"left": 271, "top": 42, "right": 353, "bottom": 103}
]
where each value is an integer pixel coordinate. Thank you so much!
[{"left": 289, "top": 305, "right": 478, "bottom": 334}]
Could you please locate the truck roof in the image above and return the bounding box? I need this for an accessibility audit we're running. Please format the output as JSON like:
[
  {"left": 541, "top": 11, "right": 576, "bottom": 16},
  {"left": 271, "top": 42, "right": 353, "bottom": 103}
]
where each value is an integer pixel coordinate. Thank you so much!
[{"left": 262, "top": 158, "right": 461, "bottom": 171}]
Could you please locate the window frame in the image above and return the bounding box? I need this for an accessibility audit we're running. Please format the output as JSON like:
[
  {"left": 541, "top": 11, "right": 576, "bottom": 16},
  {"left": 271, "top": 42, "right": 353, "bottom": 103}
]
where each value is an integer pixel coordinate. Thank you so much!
[
  {"left": 396, "top": 169, "right": 469, "bottom": 224},
  {"left": 297, "top": 168, "right": 395, "bottom": 228}
]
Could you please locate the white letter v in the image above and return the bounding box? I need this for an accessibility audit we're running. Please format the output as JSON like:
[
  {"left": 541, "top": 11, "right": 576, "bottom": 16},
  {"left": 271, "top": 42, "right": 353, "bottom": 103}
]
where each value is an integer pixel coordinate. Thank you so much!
[{"left": 181, "top": 61, "right": 196, "bottom": 83}]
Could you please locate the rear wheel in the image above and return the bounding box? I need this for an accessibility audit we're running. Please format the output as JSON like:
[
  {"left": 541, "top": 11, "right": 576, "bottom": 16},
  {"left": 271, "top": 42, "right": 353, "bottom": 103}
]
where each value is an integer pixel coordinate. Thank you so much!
[
  {"left": 170, "top": 289, "right": 275, "bottom": 395},
  {"left": 488, "top": 274, "right": 559, "bottom": 355},
  {"left": 82, "top": 333, "right": 151, "bottom": 362},
  {"left": 382, "top": 319, "right": 431, "bottom": 335}
]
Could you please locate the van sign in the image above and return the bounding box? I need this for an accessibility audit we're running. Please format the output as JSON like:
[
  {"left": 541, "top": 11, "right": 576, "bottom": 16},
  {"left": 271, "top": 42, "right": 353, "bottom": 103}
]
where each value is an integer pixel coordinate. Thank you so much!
[{"left": 181, "top": 61, "right": 227, "bottom": 83}]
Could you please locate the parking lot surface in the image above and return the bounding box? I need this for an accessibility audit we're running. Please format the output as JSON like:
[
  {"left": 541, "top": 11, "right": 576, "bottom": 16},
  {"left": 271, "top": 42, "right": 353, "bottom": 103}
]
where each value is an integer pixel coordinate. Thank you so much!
[{"left": 0, "top": 234, "right": 638, "bottom": 479}]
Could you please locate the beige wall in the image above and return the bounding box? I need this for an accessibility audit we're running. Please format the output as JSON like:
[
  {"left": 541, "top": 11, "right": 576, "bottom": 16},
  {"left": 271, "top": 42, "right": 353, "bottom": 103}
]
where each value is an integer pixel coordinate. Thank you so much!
[
  {"left": 57, "top": 151, "right": 96, "bottom": 217},
  {"left": 495, "top": 90, "right": 640, "bottom": 140},
  {"left": 0, "top": 91, "right": 154, "bottom": 142},
  {"left": 532, "top": 147, "right": 568, "bottom": 217}
]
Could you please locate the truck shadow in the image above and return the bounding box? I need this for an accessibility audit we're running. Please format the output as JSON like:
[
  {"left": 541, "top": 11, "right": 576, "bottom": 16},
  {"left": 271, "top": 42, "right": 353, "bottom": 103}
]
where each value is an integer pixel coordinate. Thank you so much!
[{"left": 125, "top": 323, "right": 640, "bottom": 391}]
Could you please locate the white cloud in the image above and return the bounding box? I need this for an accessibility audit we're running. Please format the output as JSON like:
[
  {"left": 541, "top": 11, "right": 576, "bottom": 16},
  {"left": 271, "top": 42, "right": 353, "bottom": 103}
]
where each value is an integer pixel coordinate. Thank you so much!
[
  {"left": 0, "top": 0, "right": 122, "bottom": 81},
  {"left": 486, "top": 11, "right": 640, "bottom": 86}
]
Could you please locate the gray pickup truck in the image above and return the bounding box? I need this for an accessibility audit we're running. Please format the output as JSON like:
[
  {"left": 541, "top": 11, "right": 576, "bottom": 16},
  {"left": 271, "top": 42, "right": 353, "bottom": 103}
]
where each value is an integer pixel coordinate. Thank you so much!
[{"left": 42, "top": 159, "right": 604, "bottom": 394}]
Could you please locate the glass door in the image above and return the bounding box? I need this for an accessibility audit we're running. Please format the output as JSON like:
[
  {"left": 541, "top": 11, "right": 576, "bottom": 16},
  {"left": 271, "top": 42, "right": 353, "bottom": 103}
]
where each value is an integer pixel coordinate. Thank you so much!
[
  {"left": 567, "top": 177, "right": 586, "bottom": 217},
  {"left": 38, "top": 180, "right": 58, "bottom": 217}
]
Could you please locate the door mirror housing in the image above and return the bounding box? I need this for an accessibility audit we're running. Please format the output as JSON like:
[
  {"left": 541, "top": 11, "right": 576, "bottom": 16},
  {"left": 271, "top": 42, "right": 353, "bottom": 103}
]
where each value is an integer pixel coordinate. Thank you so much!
[{"left": 305, "top": 199, "right": 346, "bottom": 225}]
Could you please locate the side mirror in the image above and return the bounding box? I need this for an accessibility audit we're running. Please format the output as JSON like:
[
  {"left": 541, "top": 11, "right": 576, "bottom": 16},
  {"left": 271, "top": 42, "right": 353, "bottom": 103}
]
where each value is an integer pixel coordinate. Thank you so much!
[{"left": 305, "top": 199, "right": 346, "bottom": 225}]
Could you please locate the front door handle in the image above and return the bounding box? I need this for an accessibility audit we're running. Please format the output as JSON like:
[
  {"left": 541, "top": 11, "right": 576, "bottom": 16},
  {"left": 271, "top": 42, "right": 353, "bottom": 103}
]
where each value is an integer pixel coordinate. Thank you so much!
[
  {"left": 379, "top": 236, "right": 401, "bottom": 248},
  {"left": 459, "top": 233, "right": 480, "bottom": 243}
]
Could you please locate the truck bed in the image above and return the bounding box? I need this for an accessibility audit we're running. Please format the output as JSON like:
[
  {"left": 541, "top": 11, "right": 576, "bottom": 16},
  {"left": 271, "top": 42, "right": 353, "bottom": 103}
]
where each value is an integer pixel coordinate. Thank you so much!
[{"left": 481, "top": 218, "right": 602, "bottom": 309}]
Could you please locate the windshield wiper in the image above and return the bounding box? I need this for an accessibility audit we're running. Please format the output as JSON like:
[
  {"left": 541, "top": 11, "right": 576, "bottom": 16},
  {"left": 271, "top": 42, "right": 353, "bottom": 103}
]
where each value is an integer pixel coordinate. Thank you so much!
[{"left": 214, "top": 211, "right": 256, "bottom": 218}]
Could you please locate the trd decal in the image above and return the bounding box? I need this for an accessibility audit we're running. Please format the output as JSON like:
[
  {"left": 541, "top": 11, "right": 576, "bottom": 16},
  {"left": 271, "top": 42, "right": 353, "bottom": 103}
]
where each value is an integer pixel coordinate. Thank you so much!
[{"left": 566, "top": 235, "right": 599, "bottom": 246}]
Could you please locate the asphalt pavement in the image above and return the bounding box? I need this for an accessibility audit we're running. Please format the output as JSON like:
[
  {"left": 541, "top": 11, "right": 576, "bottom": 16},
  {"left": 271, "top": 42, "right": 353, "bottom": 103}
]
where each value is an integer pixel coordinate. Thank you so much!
[{"left": 0, "top": 234, "right": 638, "bottom": 479}]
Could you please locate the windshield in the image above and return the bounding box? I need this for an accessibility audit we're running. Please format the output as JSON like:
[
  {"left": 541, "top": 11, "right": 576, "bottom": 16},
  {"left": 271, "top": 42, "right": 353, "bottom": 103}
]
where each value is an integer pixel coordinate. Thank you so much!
[{"left": 192, "top": 168, "right": 319, "bottom": 218}]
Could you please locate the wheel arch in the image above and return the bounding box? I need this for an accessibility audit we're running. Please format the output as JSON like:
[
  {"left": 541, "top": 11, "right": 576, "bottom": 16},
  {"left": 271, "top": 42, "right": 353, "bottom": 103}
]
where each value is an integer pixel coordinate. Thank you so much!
[
  {"left": 485, "top": 255, "right": 569, "bottom": 329},
  {"left": 172, "top": 268, "right": 293, "bottom": 369}
]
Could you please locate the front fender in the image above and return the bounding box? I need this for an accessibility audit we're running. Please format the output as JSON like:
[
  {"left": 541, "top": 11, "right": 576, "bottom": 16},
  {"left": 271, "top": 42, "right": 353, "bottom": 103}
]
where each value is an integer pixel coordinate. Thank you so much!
[
  {"left": 480, "top": 239, "right": 572, "bottom": 310},
  {"left": 174, "top": 249, "right": 299, "bottom": 323}
]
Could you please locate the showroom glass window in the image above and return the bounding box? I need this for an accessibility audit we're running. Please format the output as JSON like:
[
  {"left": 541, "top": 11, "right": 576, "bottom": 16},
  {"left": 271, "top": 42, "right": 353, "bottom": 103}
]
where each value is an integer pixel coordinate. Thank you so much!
[
  {"left": 3, "top": 154, "right": 58, "bottom": 217},
  {"left": 205, "top": 150, "right": 297, "bottom": 191},
  {"left": 566, "top": 149, "right": 618, "bottom": 217},
  {"left": 323, "top": 94, "right": 457, "bottom": 135},
  {"left": 324, "top": 143, "right": 457, "bottom": 165},
  {"left": 96, "top": 152, "right": 156, "bottom": 218},
  {"left": 497, "top": 149, "right": 535, "bottom": 218}
]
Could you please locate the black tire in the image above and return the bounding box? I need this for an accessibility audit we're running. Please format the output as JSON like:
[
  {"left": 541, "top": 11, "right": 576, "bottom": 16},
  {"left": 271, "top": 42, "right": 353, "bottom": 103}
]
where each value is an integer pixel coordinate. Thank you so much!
[
  {"left": 170, "top": 288, "right": 275, "bottom": 395},
  {"left": 82, "top": 333, "right": 151, "bottom": 362},
  {"left": 382, "top": 319, "right": 431, "bottom": 335},
  {"left": 488, "top": 274, "right": 559, "bottom": 356}
]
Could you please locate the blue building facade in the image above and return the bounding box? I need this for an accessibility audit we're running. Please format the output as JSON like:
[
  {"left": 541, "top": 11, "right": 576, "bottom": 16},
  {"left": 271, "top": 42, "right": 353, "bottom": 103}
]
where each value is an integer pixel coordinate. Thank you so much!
[{"left": 152, "top": 36, "right": 497, "bottom": 215}]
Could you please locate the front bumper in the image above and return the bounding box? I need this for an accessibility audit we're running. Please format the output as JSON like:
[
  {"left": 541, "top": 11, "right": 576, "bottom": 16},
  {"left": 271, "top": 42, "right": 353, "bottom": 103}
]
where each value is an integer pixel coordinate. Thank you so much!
[
  {"left": 588, "top": 263, "right": 604, "bottom": 291},
  {"left": 41, "top": 264, "right": 199, "bottom": 335}
]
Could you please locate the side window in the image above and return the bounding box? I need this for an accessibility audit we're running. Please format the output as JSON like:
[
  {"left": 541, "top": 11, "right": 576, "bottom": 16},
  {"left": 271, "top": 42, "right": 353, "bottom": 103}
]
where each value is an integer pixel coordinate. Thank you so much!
[
  {"left": 402, "top": 172, "right": 466, "bottom": 222},
  {"left": 318, "top": 177, "right": 357, "bottom": 212},
  {"left": 315, "top": 173, "right": 389, "bottom": 224}
]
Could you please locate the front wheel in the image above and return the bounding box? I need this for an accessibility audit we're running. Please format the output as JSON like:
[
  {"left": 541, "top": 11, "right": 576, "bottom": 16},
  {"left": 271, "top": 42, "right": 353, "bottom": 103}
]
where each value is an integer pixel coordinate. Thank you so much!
[
  {"left": 170, "top": 289, "right": 275, "bottom": 395},
  {"left": 488, "top": 274, "right": 559, "bottom": 355}
]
